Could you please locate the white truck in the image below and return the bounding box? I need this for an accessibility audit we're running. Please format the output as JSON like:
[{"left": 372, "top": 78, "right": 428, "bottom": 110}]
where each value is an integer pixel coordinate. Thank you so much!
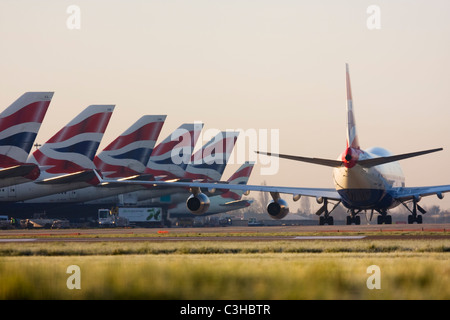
[
  {"left": 0, "top": 215, "right": 11, "bottom": 229},
  {"left": 97, "top": 207, "right": 163, "bottom": 227},
  {"left": 97, "top": 208, "right": 129, "bottom": 227}
]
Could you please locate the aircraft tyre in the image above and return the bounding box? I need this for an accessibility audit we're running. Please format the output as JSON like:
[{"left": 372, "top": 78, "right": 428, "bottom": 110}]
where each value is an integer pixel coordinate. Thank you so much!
[
  {"left": 377, "top": 214, "right": 392, "bottom": 225},
  {"left": 408, "top": 214, "right": 423, "bottom": 224},
  {"left": 346, "top": 215, "right": 361, "bottom": 225},
  {"left": 319, "top": 216, "right": 334, "bottom": 225}
]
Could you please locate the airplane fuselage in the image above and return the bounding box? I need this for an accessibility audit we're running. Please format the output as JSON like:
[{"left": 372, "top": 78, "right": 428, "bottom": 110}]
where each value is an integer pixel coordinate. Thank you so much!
[{"left": 333, "top": 147, "right": 405, "bottom": 210}]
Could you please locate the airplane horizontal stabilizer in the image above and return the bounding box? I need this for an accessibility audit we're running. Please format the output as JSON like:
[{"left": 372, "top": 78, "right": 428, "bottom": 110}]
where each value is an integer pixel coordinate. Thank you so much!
[
  {"left": 36, "top": 170, "right": 98, "bottom": 185},
  {"left": 358, "top": 148, "right": 443, "bottom": 168},
  {"left": 256, "top": 151, "right": 342, "bottom": 167},
  {"left": 0, "top": 164, "right": 39, "bottom": 180},
  {"left": 257, "top": 148, "right": 443, "bottom": 169}
]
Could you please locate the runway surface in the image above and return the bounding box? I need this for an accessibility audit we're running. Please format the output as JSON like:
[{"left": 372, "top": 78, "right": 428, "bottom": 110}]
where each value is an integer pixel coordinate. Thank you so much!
[{"left": 0, "top": 223, "right": 449, "bottom": 243}]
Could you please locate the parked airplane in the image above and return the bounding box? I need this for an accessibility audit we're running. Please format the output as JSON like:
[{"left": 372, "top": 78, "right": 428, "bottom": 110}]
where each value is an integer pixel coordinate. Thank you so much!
[
  {"left": 100, "top": 64, "right": 449, "bottom": 225},
  {"left": 166, "top": 161, "right": 254, "bottom": 218},
  {"left": 0, "top": 92, "right": 53, "bottom": 187},
  {"left": 23, "top": 115, "right": 166, "bottom": 204},
  {"left": 82, "top": 122, "right": 205, "bottom": 207},
  {"left": 0, "top": 104, "right": 114, "bottom": 204},
  {"left": 91, "top": 129, "right": 239, "bottom": 207}
]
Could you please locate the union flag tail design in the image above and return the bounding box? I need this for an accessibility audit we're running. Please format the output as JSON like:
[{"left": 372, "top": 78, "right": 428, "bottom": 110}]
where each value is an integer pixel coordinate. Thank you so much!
[
  {"left": 29, "top": 105, "right": 114, "bottom": 175},
  {"left": 94, "top": 115, "right": 166, "bottom": 178},
  {"left": 220, "top": 161, "right": 255, "bottom": 200},
  {"left": 184, "top": 131, "right": 239, "bottom": 181},
  {"left": 145, "top": 122, "right": 204, "bottom": 179}
]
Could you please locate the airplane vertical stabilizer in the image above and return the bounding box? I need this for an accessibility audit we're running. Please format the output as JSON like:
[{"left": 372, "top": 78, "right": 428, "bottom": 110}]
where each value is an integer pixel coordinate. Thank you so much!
[
  {"left": 346, "top": 63, "right": 360, "bottom": 149},
  {"left": 0, "top": 92, "right": 53, "bottom": 165},
  {"left": 220, "top": 161, "right": 255, "bottom": 200},
  {"left": 145, "top": 122, "right": 204, "bottom": 179},
  {"left": 184, "top": 131, "right": 239, "bottom": 181},
  {"left": 94, "top": 115, "right": 166, "bottom": 178},
  {"left": 29, "top": 105, "right": 114, "bottom": 176}
]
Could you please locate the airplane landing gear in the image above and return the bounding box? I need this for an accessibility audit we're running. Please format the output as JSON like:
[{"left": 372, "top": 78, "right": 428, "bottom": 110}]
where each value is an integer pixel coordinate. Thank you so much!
[
  {"left": 316, "top": 199, "right": 340, "bottom": 225},
  {"left": 401, "top": 198, "right": 425, "bottom": 224},
  {"left": 377, "top": 210, "right": 392, "bottom": 225},
  {"left": 346, "top": 209, "right": 361, "bottom": 225}
]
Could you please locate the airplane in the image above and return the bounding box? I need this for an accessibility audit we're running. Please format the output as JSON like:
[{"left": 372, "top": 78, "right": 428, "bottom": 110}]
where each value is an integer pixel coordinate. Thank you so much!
[
  {"left": 99, "top": 64, "right": 450, "bottom": 225},
  {"left": 166, "top": 161, "right": 254, "bottom": 218},
  {"left": 0, "top": 104, "right": 114, "bottom": 207},
  {"left": 79, "top": 122, "right": 205, "bottom": 207},
  {"left": 22, "top": 115, "right": 167, "bottom": 204},
  {"left": 0, "top": 92, "right": 53, "bottom": 188},
  {"left": 89, "top": 129, "right": 239, "bottom": 208},
  {"left": 16, "top": 122, "right": 205, "bottom": 218}
]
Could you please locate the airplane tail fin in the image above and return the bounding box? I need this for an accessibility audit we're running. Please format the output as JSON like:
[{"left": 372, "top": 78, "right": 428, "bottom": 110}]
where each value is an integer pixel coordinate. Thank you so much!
[
  {"left": 257, "top": 64, "right": 443, "bottom": 169},
  {"left": 346, "top": 63, "right": 360, "bottom": 149},
  {"left": 145, "top": 122, "right": 204, "bottom": 179},
  {"left": 227, "top": 161, "right": 255, "bottom": 184},
  {"left": 0, "top": 92, "right": 53, "bottom": 165},
  {"left": 184, "top": 131, "right": 239, "bottom": 181},
  {"left": 220, "top": 161, "right": 255, "bottom": 200},
  {"left": 94, "top": 115, "right": 166, "bottom": 178},
  {"left": 30, "top": 105, "right": 114, "bottom": 175}
]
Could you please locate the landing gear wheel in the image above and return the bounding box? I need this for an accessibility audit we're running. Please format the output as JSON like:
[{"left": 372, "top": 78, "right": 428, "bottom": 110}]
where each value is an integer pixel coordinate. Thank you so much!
[
  {"left": 346, "top": 215, "right": 361, "bottom": 225},
  {"left": 403, "top": 198, "right": 426, "bottom": 224},
  {"left": 377, "top": 214, "right": 392, "bottom": 225},
  {"left": 319, "top": 216, "right": 334, "bottom": 225},
  {"left": 408, "top": 214, "right": 423, "bottom": 224}
]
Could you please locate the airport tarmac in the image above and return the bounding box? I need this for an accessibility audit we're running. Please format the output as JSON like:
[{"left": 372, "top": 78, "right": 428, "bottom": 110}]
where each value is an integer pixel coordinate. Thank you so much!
[{"left": 0, "top": 223, "right": 449, "bottom": 243}]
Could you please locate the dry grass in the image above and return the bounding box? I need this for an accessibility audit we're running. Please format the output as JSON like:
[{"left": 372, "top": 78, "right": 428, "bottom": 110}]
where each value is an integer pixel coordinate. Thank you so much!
[{"left": 0, "top": 239, "right": 449, "bottom": 299}]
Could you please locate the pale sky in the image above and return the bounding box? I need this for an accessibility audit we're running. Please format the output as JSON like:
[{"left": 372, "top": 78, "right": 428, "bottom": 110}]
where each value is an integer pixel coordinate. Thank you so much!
[{"left": 1, "top": 1, "right": 450, "bottom": 210}]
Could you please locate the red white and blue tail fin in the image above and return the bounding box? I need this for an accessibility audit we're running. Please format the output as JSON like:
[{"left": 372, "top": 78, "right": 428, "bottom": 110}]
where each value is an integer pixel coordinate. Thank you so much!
[
  {"left": 145, "top": 122, "right": 204, "bottom": 179},
  {"left": 184, "top": 131, "right": 239, "bottom": 181},
  {"left": 0, "top": 92, "right": 53, "bottom": 165},
  {"left": 29, "top": 105, "right": 114, "bottom": 176},
  {"left": 94, "top": 115, "right": 166, "bottom": 178},
  {"left": 226, "top": 161, "right": 255, "bottom": 184},
  {"left": 0, "top": 92, "right": 53, "bottom": 187},
  {"left": 220, "top": 161, "right": 255, "bottom": 200}
]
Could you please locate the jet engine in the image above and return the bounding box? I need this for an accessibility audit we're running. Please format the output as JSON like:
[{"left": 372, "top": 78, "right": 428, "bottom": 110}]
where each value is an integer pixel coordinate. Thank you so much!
[
  {"left": 186, "top": 192, "right": 210, "bottom": 215},
  {"left": 267, "top": 199, "right": 289, "bottom": 219}
]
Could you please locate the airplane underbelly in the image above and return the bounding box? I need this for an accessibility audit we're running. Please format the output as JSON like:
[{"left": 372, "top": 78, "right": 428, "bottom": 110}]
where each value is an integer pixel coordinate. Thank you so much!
[{"left": 333, "top": 166, "right": 392, "bottom": 209}]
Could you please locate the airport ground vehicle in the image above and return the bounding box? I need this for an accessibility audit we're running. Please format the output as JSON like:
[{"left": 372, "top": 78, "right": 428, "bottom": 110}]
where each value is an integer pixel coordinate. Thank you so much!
[
  {"left": 20, "top": 215, "right": 70, "bottom": 229},
  {"left": 97, "top": 207, "right": 163, "bottom": 227},
  {"left": 0, "top": 215, "right": 11, "bottom": 229}
]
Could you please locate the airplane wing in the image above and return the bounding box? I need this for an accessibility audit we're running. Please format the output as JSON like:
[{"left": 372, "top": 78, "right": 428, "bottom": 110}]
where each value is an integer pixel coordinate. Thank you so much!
[{"left": 99, "top": 175, "right": 341, "bottom": 201}]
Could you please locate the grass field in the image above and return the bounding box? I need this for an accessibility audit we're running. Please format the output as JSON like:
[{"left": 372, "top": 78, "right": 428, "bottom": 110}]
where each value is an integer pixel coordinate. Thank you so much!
[{"left": 0, "top": 237, "right": 449, "bottom": 300}]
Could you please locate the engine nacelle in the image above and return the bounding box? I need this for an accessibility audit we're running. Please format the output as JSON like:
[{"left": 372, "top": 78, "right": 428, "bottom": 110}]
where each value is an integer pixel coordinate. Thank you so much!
[
  {"left": 186, "top": 193, "right": 210, "bottom": 215},
  {"left": 267, "top": 199, "right": 289, "bottom": 220}
]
